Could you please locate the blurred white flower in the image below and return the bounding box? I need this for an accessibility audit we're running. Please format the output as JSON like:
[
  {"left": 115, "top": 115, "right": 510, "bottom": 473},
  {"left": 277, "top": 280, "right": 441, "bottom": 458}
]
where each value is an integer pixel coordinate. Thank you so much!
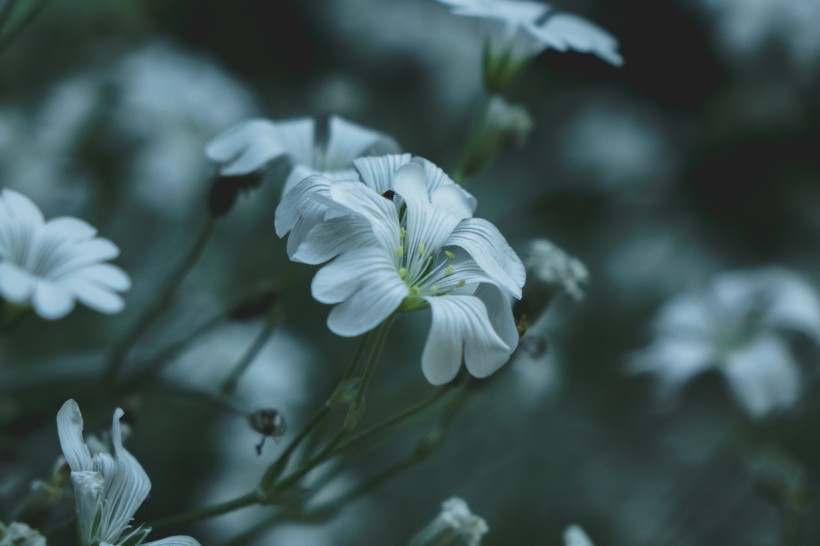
[
  {"left": 631, "top": 267, "right": 820, "bottom": 418},
  {"left": 437, "top": 0, "right": 623, "bottom": 68},
  {"left": 409, "top": 497, "right": 489, "bottom": 546},
  {"left": 57, "top": 400, "right": 201, "bottom": 546},
  {"left": 0, "top": 189, "right": 130, "bottom": 320},
  {"left": 564, "top": 525, "right": 594, "bottom": 546},
  {"left": 0, "top": 521, "right": 46, "bottom": 546},
  {"left": 525, "top": 238, "right": 588, "bottom": 301},
  {"left": 205, "top": 115, "right": 399, "bottom": 195},
  {"left": 289, "top": 159, "right": 524, "bottom": 384}
]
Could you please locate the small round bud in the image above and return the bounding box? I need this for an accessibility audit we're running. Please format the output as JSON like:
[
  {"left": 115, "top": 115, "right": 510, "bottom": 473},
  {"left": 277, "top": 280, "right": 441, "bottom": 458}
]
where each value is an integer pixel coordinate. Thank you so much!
[{"left": 248, "top": 408, "right": 286, "bottom": 455}]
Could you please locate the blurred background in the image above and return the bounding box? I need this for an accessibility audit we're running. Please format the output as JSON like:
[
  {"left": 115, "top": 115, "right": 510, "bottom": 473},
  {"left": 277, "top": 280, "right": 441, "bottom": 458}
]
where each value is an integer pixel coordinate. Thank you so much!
[{"left": 2, "top": 0, "right": 820, "bottom": 544}]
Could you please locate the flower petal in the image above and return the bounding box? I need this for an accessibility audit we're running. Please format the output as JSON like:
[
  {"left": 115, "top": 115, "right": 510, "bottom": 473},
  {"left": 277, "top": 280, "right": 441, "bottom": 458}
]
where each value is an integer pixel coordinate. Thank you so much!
[
  {"left": 205, "top": 119, "right": 288, "bottom": 175},
  {"left": 413, "top": 157, "right": 477, "bottom": 213},
  {"left": 293, "top": 215, "right": 376, "bottom": 265},
  {"left": 392, "top": 162, "right": 431, "bottom": 208},
  {"left": 327, "top": 279, "right": 407, "bottom": 337},
  {"left": 0, "top": 261, "right": 35, "bottom": 303},
  {"left": 274, "top": 174, "right": 331, "bottom": 238},
  {"left": 0, "top": 188, "right": 45, "bottom": 228},
  {"left": 73, "top": 264, "right": 132, "bottom": 292},
  {"left": 327, "top": 181, "right": 401, "bottom": 253},
  {"left": 324, "top": 116, "right": 399, "bottom": 169},
  {"left": 446, "top": 218, "right": 525, "bottom": 298},
  {"left": 534, "top": 14, "right": 623, "bottom": 66},
  {"left": 421, "top": 294, "right": 511, "bottom": 384},
  {"left": 98, "top": 408, "right": 151, "bottom": 542},
  {"left": 312, "top": 247, "right": 402, "bottom": 304},
  {"left": 723, "top": 336, "right": 801, "bottom": 418},
  {"left": 64, "top": 277, "right": 126, "bottom": 314},
  {"left": 475, "top": 283, "right": 519, "bottom": 354},
  {"left": 42, "top": 217, "right": 98, "bottom": 241},
  {"left": 57, "top": 399, "right": 93, "bottom": 472},
  {"left": 32, "top": 280, "right": 76, "bottom": 320},
  {"left": 353, "top": 154, "right": 412, "bottom": 194}
]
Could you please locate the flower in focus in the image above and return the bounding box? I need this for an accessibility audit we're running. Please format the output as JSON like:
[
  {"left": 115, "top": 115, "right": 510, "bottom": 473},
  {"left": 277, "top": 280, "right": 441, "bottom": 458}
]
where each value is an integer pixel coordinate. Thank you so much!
[
  {"left": 275, "top": 153, "right": 475, "bottom": 257},
  {"left": 564, "top": 525, "right": 595, "bottom": 546},
  {"left": 437, "top": 0, "right": 623, "bottom": 91},
  {"left": 289, "top": 159, "right": 524, "bottom": 384},
  {"left": 57, "top": 400, "right": 201, "bottom": 546},
  {"left": 0, "top": 521, "right": 46, "bottom": 546},
  {"left": 204, "top": 115, "right": 399, "bottom": 195},
  {"left": 409, "top": 497, "right": 489, "bottom": 546},
  {"left": 0, "top": 189, "right": 130, "bottom": 320},
  {"left": 630, "top": 267, "right": 820, "bottom": 418}
]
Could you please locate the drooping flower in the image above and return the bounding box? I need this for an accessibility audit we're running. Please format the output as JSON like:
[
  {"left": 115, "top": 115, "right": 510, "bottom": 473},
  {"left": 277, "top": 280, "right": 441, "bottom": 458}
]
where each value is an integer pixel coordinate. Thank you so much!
[
  {"left": 275, "top": 153, "right": 475, "bottom": 257},
  {"left": 564, "top": 525, "right": 595, "bottom": 546},
  {"left": 204, "top": 115, "right": 399, "bottom": 195},
  {"left": 0, "top": 189, "right": 130, "bottom": 320},
  {"left": 289, "top": 159, "right": 524, "bottom": 384},
  {"left": 57, "top": 400, "right": 201, "bottom": 546},
  {"left": 409, "top": 497, "right": 489, "bottom": 546},
  {"left": 437, "top": 0, "right": 622, "bottom": 90},
  {"left": 630, "top": 267, "right": 820, "bottom": 418}
]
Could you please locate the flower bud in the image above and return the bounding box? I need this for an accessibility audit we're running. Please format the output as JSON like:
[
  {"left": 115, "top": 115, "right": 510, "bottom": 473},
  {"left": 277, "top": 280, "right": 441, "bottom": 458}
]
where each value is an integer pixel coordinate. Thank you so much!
[
  {"left": 409, "top": 497, "right": 488, "bottom": 546},
  {"left": 207, "top": 173, "right": 262, "bottom": 216},
  {"left": 0, "top": 521, "right": 46, "bottom": 546},
  {"left": 248, "top": 408, "right": 286, "bottom": 455}
]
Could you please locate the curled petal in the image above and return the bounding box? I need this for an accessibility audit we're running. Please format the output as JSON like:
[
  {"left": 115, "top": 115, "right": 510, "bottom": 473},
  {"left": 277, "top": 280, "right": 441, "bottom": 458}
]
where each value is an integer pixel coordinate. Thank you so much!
[
  {"left": 57, "top": 400, "right": 93, "bottom": 472},
  {"left": 294, "top": 215, "right": 376, "bottom": 265},
  {"left": 421, "top": 295, "right": 511, "bottom": 385}
]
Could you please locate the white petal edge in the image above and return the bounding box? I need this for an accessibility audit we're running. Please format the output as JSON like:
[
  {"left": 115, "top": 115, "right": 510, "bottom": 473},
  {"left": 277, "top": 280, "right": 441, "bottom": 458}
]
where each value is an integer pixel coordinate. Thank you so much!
[{"left": 57, "top": 399, "right": 93, "bottom": 472}]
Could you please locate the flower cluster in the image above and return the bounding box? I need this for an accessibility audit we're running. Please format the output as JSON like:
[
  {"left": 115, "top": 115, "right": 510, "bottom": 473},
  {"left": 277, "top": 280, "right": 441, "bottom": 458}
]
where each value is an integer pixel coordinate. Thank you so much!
[
  {"left": 631, "top": 267, "right": 820, "bottom": 418},
  {"left": 278, "top": 155, "right": 525, "bottom": 384},
  {"left": 57, "top": 400, "right": 201, "bottom": 546},
  {"left": 0, "top": 189, "right": 130, "bottom": 320}
]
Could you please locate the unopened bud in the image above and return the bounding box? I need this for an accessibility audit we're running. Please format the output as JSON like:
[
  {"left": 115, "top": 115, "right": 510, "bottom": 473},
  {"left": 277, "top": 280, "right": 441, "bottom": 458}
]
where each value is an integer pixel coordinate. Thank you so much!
[
  {"left": 0, "top": 521, "right": 46, "bottom": 546},
  {"left": 409, "top": 497, "right": 489, "bottom": 546},
  {"left": 248, "top": 408, "right": 286, "bottom": 455},
  {"left": 208, "top": 173, "right": 262, "bottom": 216}
]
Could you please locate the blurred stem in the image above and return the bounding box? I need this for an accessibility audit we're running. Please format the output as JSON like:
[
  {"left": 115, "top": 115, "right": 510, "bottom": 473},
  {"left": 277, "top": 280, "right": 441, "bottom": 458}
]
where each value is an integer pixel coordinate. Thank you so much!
[
  {"left": 218, "top": 302, "right": 283, "bottom": 397},
  {"left": 452, "top": 94, "right": 492, "bottom": 183},
  {"left": 0, "top": 0, "right": 49, "bottom": 59},
  {"left": 149, "top": 491, "right": 260, "bottom": 531},
  {"left": 258, "top": 332, "right": 375, "bottom": 493},
  {"left": 103, "top": 215, "right": 217, "bottom": 382},
  {"left": 264, "top": 317, "right": 395, "bottom": 495}
]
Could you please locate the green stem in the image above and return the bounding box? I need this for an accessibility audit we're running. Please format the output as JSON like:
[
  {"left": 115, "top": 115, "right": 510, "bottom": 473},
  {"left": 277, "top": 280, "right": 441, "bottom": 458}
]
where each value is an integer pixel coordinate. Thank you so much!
[
  {"left": 149, "top": 491, "right": 260, "bottom": 530},
  {"left": 218, "top": 303, "right": 283, "bottom": 396},
  {"left": 103, "top": 216, "right": 217, "bottom": 382},
  {"left": 452, "top": 94, "right": 492, "bottom": 183}
]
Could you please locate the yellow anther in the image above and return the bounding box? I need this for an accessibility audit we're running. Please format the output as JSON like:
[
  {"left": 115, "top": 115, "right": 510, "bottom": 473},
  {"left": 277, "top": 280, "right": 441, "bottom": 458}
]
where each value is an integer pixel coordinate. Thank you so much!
[
  {"left": 400, "top": 227, "right": 406, "bottom": 239},
  {"left": 445, "top": 265, "right": 454, "bottom": 276},
  {"left": 430, "top": 284, "right": 440, "bottom": 293},
  {"left": 399, "top": 267, "right": 407, "bottom": 278},
  {"left": 396, "top": 246, "right": 404, "bottom": 258},
  {"left": 417, "top": 243, "right": 425, "bottom": 255},
  {"left": 444, "top": 250, "right": 455, "bottom": 260},
  {"left": 410, "top": 286, "right": 421, "bottom": 296},
  {"left": 456, "top": 279, "right": 466, "bottom": 288}
]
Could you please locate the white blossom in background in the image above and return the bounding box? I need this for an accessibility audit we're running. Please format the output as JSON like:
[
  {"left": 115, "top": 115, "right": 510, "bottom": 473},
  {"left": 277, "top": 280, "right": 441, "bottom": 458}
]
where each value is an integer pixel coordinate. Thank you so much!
[
  {"left": 0, "top": 521, "right": 46, "bottom": 546},
  {"left": 525, "top": 238, "right": 588, "bottom": 301},
  {"left": 437, "top": 0, "right": 623, "bottom": 67},
  {"left": 57, "top": 400, "right": 201, "bottom": 546},
  {"left": 564, "top": 525, "right": 595, "bottom": 546},
  {"left": 116, "top": 44, "right": 256, "bottom": 215},
  {"left": 205, "top": 115, "right": 399, "bottom": 195},
  {"left": 275, "top": 153, "right": 475, "bottom": 257},
  {"left": 0, "top": 189, "right": 130, "bottom": 320},
  {"left": 287, "top": 158, "right": 524, "bottom": 384},
  {"left": 630, "top": 267, "right": 820, "bottom": 418},
  {"left": 409, "top": 497, "right": 489, "bottom": 546}
]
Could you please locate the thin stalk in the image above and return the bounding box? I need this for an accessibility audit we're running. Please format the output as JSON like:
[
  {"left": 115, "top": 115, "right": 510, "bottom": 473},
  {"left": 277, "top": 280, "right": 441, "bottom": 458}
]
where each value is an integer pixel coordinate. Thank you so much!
[
  {"left": 149, "top": 491, "right": 259, "bottom": 530},
  {"left": 452, "top": 94, "right": 492, "bottom": 183},
  {"left": 103, "top": 216, "right": 217, "bottom": 382},
  {"left": 218, "top": 303, "right": 283, "bottom": 396}
]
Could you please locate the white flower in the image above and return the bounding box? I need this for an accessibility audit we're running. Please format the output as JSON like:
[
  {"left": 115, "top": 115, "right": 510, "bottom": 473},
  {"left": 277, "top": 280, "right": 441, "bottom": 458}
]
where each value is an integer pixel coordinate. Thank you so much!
[
  {"left": 0, "top": 521, "right": 46, "bottom": 546},
  {"left": 564, "top": 525, "right": 594, "bottom": 546},
  {"left": 409, "top": 497, "right": 489, "bottom": 546},
  {"left": 437, "top": 0, "right": 623, "bottom": 66},
  {"left": 57, "top": 400, "right": 201, "bottom": 546},
  {"left": 288, "top": 158, "right": 524, "bottom": 384},
  {"left": 630, "top": 267, "right": 820, "bottom": 418},
  {"left": 204, "top": 115, "right": 399, "bottom": 195},
  {"left": 275, "top": 153, "right": 476, "bottom": 257},
  {"left": 525, "top": 238, "right": 588, "bottom": 301},
  {"left": 0, "top": 189, "right": 131, "bottom": 320}
]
